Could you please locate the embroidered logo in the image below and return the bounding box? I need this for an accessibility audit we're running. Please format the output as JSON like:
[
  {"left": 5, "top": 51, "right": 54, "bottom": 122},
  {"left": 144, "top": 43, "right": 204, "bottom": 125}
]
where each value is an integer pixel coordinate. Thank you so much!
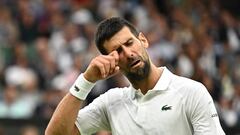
[
  {"left": 211, "top": 113, "right": 218, "bottom": 118},
  {"left": 161, "top": 105, "right": 172, "bottom": 111},
  {"left": 74, "top": 85, "right": 80, "bottom": 92}
]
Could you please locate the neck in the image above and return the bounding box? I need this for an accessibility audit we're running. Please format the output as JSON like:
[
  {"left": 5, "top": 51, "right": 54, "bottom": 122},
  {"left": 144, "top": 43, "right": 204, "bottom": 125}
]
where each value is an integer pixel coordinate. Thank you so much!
[{"left": 129, "top": 64, "right": 163, "bottom": 95}]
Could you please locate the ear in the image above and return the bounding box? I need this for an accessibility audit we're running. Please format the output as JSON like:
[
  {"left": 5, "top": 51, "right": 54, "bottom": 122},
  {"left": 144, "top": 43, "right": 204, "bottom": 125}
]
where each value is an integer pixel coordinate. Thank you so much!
[{"left": 138, "top": 32, "right": 149, "bottom": 48}]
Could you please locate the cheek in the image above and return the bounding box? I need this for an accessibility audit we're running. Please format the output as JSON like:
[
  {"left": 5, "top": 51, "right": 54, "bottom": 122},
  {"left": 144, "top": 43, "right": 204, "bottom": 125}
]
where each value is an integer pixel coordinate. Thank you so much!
[
  {"left": 118, "top": 58, "right": 128, "bottom": 71},
  {"left": 118, "top": 53, "right": 126, "bottom": 64},
  {"left": 118, "top": 60, "right": 125, "bottom": 69}
]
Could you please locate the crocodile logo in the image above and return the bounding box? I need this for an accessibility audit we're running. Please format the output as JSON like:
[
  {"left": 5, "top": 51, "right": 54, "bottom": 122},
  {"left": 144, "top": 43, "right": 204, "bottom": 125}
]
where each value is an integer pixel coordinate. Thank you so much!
[{"left": 161, "top": 105, "right": 172, "bottom": 111}]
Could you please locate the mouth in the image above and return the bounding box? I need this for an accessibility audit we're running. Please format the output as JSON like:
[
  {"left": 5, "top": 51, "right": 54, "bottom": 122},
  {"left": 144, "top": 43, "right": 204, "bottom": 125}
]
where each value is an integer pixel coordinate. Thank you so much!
[{"left": 130, "top": 60, "right": 141, "bottom": 67}]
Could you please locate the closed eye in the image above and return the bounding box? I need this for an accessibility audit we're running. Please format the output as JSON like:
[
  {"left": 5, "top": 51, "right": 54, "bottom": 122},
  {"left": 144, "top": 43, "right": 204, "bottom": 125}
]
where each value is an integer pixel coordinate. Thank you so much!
[{"left": 125, "top": 39, "right": 133, "bottom": 46}]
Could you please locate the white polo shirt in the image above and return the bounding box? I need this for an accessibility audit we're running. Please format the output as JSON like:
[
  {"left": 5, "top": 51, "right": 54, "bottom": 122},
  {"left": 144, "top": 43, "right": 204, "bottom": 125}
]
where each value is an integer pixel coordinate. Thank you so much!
[{"left": 75, "top": 67, "right": 225, "bottom": 135}]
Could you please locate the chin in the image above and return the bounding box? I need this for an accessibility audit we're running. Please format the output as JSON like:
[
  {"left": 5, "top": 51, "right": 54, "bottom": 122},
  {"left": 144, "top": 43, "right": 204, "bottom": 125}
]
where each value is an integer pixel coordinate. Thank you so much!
[{"left": 126, "top": 61, "right": 150, "bottom": 81}]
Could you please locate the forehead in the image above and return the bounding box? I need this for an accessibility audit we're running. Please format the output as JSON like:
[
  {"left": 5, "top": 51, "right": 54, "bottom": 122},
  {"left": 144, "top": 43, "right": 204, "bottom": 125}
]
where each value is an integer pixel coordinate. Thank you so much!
[{"left": 103, "top": 26, "right": 136, "bottom": 52}]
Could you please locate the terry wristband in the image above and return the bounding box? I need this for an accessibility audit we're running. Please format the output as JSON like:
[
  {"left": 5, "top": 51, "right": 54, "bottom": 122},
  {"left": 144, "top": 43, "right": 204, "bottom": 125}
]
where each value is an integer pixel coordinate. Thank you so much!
[{"left": 69, "top": 73, "right": 95, "bottom": 100}]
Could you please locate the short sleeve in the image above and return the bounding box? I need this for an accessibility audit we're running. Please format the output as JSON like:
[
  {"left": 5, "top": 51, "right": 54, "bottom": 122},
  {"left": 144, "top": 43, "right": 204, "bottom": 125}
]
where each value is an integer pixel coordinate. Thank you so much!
[
  {"left": 186, "top": 83, "right": 225, "bottom": 135},
  {"left": 75, "top": 94, "right": 111, "bottom": 135}
]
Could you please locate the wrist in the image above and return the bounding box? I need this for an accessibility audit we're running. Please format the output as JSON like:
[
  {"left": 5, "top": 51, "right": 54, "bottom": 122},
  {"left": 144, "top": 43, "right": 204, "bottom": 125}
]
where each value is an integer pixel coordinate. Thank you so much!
[
  {"left": 69, "top": 73, "right": 95, "bottom": 100},
  {"left": 83, "top": 72, "right": 97, "bottom": 83}
]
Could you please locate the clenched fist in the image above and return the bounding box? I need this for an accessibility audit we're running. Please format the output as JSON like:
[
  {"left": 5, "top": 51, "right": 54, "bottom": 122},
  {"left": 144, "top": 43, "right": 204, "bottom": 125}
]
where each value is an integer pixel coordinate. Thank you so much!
[{"left": 83, "top": 51, "right": 120, "bottom": 83}]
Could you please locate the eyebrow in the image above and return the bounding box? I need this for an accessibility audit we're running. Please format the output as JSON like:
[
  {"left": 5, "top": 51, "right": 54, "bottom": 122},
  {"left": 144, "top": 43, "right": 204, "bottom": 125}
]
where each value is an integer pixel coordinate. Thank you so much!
[{"left": 109, "top": 37, "right": 133, "bottom": 53}]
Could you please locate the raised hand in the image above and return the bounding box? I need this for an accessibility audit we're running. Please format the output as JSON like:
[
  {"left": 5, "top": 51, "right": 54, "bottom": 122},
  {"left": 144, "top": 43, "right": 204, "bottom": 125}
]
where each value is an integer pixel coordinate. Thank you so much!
[{"left": 83, "top": 51, "right": 120, "bottom": 83}]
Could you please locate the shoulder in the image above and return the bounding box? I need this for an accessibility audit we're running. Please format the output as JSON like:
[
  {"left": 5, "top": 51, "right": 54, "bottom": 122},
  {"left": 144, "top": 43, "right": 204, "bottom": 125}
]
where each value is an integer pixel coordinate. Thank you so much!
[
  {"left": 171, "top": 75, "right": 208, "bottom": 99},
  {"left": 80, "top": 87, "right": 130, "bottom": 114},
  {"left": 172, "top": 75, "right": 214, "bottom": 109},
  {"left": 104, "top": 86, "right": 131, "bottom": 102},
  {"left": 173, "top": 74, "right": 205, "bottom": 90},
  {"left": 92, "top": 86, "right": 130, "bottom": 106}
]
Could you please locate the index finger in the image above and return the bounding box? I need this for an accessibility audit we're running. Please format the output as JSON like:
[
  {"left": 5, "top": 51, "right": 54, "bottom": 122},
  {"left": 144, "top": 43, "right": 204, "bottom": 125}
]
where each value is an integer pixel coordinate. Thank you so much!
[{"left": 109, "top": 51, "right": 119, "bottom": 64}]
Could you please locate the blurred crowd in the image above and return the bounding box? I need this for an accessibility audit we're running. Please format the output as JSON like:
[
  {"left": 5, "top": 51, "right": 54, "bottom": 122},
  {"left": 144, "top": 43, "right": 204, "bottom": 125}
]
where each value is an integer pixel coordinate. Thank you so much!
[{"left": 0, "top": 0, "right": 240, "bottom": 134}]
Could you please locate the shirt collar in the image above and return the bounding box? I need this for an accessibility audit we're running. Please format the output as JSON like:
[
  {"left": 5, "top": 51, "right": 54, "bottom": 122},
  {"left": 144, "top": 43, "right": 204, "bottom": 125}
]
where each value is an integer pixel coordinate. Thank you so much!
[{"left": 152, "top": 66, "right": 173, "bottom": 91}]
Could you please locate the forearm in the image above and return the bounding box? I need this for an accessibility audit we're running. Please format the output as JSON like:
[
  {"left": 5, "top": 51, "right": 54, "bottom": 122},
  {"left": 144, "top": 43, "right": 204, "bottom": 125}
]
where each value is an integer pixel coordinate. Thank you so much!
[
  {"left": 45, "top": 51, "right": 119, "bottom": 135},
  {"left": 45, "top": 93, "right": 82, "bottom": 135}
]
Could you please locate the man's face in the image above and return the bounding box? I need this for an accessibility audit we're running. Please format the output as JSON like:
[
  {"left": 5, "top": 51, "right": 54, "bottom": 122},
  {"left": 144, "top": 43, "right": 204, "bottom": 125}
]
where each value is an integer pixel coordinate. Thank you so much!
[{"left": 103, "top": 26, "right": 150, "bottom": 81}]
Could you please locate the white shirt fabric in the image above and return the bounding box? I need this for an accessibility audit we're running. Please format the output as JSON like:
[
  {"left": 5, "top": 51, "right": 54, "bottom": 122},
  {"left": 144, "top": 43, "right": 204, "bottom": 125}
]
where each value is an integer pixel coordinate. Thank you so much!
[{"left": 75, "top": 67, "right": 225, "bottom": 135}]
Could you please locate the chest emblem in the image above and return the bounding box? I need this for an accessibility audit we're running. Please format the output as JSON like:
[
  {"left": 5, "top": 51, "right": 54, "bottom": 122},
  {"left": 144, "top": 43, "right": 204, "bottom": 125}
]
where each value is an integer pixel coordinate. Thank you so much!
[{"left": 161, "top": 105, "right": 172, "bottom": 111}]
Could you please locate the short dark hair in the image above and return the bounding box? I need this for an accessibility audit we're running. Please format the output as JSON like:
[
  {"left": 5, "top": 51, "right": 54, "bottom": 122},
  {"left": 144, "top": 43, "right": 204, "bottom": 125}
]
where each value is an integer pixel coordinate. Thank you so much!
[{"left": 95, "top": 17, "right": 139, "bottom": 55}]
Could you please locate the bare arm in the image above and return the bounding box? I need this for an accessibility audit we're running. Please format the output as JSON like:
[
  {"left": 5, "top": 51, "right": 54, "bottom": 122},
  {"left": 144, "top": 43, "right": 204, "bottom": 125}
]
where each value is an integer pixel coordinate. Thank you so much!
[
  {"left": 45, "top": 51, "right": 119, "bottom": 135},
  {"left": 45, "top": 93, "right": 82, "bottom": 135}
]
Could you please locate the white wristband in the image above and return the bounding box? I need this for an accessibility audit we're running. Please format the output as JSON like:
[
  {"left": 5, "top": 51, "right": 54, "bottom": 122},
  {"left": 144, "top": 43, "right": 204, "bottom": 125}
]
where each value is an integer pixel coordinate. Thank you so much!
[{"left": 70, "top": 74, "right": 95, "bottom": 100}]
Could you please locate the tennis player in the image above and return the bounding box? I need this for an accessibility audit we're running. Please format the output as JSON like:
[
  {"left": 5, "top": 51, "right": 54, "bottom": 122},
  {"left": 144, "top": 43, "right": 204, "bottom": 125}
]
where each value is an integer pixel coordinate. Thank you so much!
[{"left": 45, "top": 17, "right": 225, "bottom": 135}]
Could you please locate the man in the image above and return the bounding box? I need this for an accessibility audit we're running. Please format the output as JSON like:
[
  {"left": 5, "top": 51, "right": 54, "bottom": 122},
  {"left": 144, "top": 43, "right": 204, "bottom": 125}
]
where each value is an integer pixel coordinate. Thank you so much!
[{"left": 45, "top": 17, "right": 225, "bottom": 135}]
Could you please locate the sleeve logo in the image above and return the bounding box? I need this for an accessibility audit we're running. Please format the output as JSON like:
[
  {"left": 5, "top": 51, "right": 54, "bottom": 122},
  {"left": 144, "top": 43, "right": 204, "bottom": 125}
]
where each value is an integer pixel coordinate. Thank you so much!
[{"left": 74, "top": 85, "right": 80, "bottom": 92}]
